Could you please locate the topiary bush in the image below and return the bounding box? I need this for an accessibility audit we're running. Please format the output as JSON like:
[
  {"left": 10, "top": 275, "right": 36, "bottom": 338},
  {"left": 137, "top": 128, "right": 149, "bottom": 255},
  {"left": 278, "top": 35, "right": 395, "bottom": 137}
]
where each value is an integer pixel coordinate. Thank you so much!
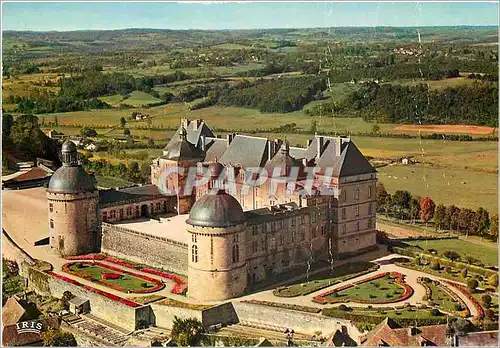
[
  {"left": 430, "top": 308, "right": 442, "bottom": 316},
  {"left": 429, "top": 260, "right": 440, "bottom": 270}
]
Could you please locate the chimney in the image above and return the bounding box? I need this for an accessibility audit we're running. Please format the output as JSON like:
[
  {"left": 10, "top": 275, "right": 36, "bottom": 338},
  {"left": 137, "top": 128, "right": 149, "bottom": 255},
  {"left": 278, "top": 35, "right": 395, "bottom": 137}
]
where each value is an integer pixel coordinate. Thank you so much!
[
  {"left": 227, "top": 133, "right": 234, "bottom": 145},
  {"left": 268, "top": 140, "right": 275, "bottom": 161},
  {"left": 306, "top": 139, "right": 312, "bottom": 147},
  {"left": 316, "top": 136, "right": 324, "bottom": 159},
  {"left": 200, "top": 135, "right": 206, "bottom": 152},
  {"left": 181, "top": 118, "right": 189, "bottom": 129},
  {"left": 335, "top": 138, "right": 342, "bottom": 156},
  {"left": 193, "top": 119, "right": 202, "bottom": 130}
]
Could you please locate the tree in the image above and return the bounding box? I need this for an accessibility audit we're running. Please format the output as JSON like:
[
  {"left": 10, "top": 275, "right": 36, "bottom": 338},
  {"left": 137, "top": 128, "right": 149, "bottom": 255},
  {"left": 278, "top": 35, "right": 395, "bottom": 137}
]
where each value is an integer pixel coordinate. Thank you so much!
[
  {"left": 120, "top": 116, "right": 127, "bottom": 128},
  {"left": 489, "top": 214, "right": 498, "bottom": 241},
  {"left": 171, "top": 316, "right": 205, "bottom": 347},
  {"left": 472, "top": 207, "right": 490, "bottom": 238},
  {"left": 128, "top": 161, "right": 140, "bottom": 182},
  {"left": 376, "top": 183, "right": 389, "bottom": 211},
  {"left": 467, "top": 278, "right": 478, "bottom": 292},
  {"left": 434, "top": 204, "right": 446, "bottom": 231},
  {"left": 147, "top": 137, "right": 155, "bottom": 147},
  {"left": 485, "top": 309, "right": 496, "bottom": 321},
  {"left": 392, "top": 190, "right": 412, "bottom": 220},
  {"left": 488, "top": 274, "right": 498, "bottom": 287},
  {"left": 461, "top": 269, "right": 468, "bottom": 278},
  {"left": 54, "top": 116, "right": 59, "bottom": 127},
  {"left": 444, "top": 205, "right": 460, "bottom": 232},
  {"left": 419, "top": 197, "right": 435, "bottom": 225},
  {"left": 429, "top": 260, "right": 440, "bottom": 270},
  {"left": 309, "top": 120, "right": 317, "bottom": 134},
  {"left": 41, "top": 329, "right": 77, "bottom": 346},
  {"left": 80, "top": 127, "right": 97, "bottom": 137},
  {"left": 481, "top": 294, "right": 492, "bottom": 308},
  {"left": 458, "top": 208, "right": 475, "bottom": 236},
  {"left": 409, "top": 198, "right": 420, "bottom": 223},
  {"left": 372, "top": 124, "right": 380, "bottom": 133}
]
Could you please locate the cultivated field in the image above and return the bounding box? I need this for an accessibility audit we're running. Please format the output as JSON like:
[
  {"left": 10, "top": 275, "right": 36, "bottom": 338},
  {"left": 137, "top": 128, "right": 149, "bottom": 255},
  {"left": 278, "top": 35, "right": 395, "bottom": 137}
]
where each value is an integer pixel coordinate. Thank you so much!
[{"left": 393, "top": 124, "right": 497, "bottom": 135}]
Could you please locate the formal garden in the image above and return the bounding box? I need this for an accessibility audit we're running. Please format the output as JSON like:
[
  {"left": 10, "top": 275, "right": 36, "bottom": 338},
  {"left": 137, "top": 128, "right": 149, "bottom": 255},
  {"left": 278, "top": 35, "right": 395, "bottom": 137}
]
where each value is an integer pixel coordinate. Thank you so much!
[
  {"left": 62, "top": 261, "right": 164, "bottom": 293},
  {"left": 273, "top": 261, "right": 379, "bottom": 297},
  {"left": 312, "top": 272, "right": 413, "bottom": 305}
]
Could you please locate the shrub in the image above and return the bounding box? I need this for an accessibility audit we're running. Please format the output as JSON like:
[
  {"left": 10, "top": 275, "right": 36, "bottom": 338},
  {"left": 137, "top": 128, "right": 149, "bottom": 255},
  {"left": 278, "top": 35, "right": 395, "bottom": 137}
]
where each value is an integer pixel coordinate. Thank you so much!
[
  {"left": 431, "top": 309, "right": 442, "bottom": 316},
  {"left": 467, "top": 279, "right": 479, "bottom": 292},
  {"left": 338, "top": 304, "right": 349, "bottom": 311},
  {"left": 485, "top": 309, "right": 496, "bottom": 321},
  {"left": 444, "top": 266, "right": 452, "bottom": 273},
  {"left": 454, "top": 303, "right": 463, "bottom": 311},
  {"left": 429, "top": 260, "right": 440, "bottom": 270},
  {"left": 461, "top": 269, "right": 468, "bottom": 278},
  {"left": 443, "top": 251, "right": 460, "bottom": 261},
  {"left": 489, "top": 274, "right": 499, "bottom": 287},
  {"left": 481, "top": 294, "right": 492, "bottom": 308}
]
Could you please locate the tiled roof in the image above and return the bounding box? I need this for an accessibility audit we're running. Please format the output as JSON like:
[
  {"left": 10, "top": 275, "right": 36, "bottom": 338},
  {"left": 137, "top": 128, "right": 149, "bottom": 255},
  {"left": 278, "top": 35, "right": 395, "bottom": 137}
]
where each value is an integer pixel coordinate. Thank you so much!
[
  {"left": 361, "top": 318, "right": 448, "bottom": 346},
  {"left": 2, "top": 297, "right": 26, "bottom": 327},
  {"left": 2, "top": 167, "right": 52, "bottom": 183},
  {"left": 457, "top": 331, "right": 499, "bottom": 346}
]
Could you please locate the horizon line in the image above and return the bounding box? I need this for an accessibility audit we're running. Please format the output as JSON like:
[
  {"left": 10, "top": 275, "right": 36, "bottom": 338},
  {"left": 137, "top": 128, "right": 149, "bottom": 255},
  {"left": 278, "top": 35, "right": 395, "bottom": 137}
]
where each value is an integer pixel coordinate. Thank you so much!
[{"left": 5, "top": 24, "right": 499, "bottom": 33}]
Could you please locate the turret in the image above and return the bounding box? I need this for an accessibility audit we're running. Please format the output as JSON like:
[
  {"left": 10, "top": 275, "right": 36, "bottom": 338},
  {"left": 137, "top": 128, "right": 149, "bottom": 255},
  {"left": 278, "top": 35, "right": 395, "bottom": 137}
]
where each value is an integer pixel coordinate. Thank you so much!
[{"left": 46, "top": 139, "right": 99, "bottom": 256}]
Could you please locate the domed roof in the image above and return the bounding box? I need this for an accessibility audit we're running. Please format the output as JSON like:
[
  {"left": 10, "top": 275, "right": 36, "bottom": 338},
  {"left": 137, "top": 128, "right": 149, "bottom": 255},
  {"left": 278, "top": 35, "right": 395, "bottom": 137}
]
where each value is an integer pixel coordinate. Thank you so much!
[
  {"left": 61, "top": 138, "right": 77, "bottom": 153},
  {"left": 186, "top": 191, "right": 246, "bottom": 228},
  {"left": 208, "top": 162, "right": 224, "bottom": 178},
  {"left": 47, "top": 166, "right": 96, "bottom": 194}
]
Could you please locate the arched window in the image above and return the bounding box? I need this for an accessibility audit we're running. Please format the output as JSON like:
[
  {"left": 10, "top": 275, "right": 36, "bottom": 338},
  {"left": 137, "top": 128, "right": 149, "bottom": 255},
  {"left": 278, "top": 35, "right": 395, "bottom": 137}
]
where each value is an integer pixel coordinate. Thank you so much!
[
  {"left": 232, "top": 244, "right": 239, "bottom": 263},
  {"left": 191, "top": 245, "right": 198, "bottom": 263}
]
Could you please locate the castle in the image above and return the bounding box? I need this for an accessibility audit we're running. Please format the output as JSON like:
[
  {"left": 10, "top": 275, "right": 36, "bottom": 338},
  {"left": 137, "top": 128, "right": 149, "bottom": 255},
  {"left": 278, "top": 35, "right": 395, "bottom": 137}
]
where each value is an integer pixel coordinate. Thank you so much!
[{"left": 47, "top": 119, "right": 377, "bottom": 302}]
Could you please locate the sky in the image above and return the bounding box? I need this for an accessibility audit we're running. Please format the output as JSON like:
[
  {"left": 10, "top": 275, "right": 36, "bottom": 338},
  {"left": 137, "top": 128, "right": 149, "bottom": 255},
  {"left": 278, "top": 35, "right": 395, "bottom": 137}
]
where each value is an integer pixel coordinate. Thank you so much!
[{"left": 2, "top": 1, "right": 499, "bottom": 31}]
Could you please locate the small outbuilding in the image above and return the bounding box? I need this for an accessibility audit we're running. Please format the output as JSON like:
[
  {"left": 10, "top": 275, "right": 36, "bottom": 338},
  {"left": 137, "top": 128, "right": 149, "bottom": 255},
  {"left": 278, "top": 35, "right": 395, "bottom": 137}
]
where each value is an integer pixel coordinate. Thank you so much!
[{"left": 68, "top": 296, "right": 90, "bottom": 315}]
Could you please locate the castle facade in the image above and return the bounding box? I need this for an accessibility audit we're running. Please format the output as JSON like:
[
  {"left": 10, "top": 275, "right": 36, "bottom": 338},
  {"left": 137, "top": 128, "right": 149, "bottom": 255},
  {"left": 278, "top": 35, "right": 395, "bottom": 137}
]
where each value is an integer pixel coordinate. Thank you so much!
[{"left": 47, "top": 119, "right": 377, "bottom": 301}]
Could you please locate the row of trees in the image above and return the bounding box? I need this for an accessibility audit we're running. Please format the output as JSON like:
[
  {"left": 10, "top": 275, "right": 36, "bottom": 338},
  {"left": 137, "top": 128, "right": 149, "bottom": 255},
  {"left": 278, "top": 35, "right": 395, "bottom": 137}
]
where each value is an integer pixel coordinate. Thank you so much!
[{"left": 376, "top": 183, "right": 498, "bottom": 240}]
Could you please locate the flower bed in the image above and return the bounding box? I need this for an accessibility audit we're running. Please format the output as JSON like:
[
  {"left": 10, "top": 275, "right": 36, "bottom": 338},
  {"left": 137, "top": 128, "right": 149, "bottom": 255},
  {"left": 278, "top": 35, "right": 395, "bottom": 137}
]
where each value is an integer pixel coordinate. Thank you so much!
[
  {"left": 62, "top": 262, "right": 164, "bottom": 294},
  {"left": 46, "top": 271, "right": 140, "bottom": 307},
  {"left": 141, "top": 268, "right": 188, "bottom": 295},
  {"left": 64, "top": 253, "right": 188, "bottom": 295},
  {"left": 312, "top": 272, "right": 414, "bottom": 305},
  {"left": 442, "top": 280, "right": 484, "bottom": 320}
]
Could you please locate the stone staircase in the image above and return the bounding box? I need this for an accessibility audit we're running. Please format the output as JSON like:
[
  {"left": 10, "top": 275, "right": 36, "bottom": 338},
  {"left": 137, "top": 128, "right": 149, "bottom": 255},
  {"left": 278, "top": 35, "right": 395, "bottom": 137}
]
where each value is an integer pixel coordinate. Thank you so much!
[{"left": 63, "top": 314, "right": 131, "bottom": 346}]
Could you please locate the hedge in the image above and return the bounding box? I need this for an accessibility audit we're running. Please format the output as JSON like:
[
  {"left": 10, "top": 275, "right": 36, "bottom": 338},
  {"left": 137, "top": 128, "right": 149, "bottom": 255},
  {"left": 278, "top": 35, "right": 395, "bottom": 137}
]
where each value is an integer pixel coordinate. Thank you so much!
[
  {"left": 322, "top": 308, "right": 448, "bottom": 327},
  {"left": 242, "top": 300, "right": 321, "bottom": 314}
]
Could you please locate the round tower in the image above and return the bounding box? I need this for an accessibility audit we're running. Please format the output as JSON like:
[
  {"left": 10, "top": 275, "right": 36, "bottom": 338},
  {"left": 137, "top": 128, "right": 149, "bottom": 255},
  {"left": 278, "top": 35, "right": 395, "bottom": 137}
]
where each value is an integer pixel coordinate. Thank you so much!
[
  {"left": 46, "top": 139, "right": 99, "bottom": 256},
  {"left": 186, "top": 163, "right": 248, "bottom": 301}
]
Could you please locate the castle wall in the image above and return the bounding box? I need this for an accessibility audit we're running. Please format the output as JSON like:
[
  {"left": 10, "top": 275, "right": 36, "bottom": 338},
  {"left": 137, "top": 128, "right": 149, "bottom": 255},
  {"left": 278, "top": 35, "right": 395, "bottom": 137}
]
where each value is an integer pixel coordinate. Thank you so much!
[
  {"left": 100, "top": 196, "right": 174, "bottom": 223},
  {"left": 100, "top": 223, "right": 188, "bottom": 274},
  {"left": 47, "top": 191, "right": 99, "bottom": 256},
  {"left": 232, "top": 301, "right": 361, "bottom": 339},
  {"left": 149, "top": 303, "right": 203, "bottom": 329}
]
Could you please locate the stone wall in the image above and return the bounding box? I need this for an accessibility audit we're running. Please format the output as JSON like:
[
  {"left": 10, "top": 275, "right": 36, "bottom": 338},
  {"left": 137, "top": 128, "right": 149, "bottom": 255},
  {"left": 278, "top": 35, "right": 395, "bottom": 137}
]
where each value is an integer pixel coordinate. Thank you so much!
[
  {"left": 149, "top": 303, "right": 203, "bottom": 329},
  {"left": 232, "top": 301, "right": 362, "bottom": 340},
  {"left": 201, "top": 302, "right": 239, "bottom": 328},
  {"left": 101, "top": 223, "right": 188, "bottom": 274}
]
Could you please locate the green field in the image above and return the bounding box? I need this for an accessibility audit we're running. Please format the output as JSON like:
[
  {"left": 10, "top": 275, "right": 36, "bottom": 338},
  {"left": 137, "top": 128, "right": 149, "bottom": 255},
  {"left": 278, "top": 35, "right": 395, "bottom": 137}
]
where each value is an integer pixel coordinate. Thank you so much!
[
  {"left": 95, "top": 175, "right": 135, "bottom": 188},
  {"left": 405, "top": 239, "right": 498, "bottom": 266},
  {"left": 99, "top": 91, "right": 162, "bottom": 107},
  {"left": 66, "top": 262, "right": 158, "bottom": 292},
  {"left": 326, "top": 275, "right": 404, "bottom": 302}
]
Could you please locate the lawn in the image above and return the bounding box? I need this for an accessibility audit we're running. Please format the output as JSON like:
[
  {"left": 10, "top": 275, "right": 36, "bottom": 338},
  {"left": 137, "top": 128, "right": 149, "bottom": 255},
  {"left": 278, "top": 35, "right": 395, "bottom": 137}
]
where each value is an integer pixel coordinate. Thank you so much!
[
  {"left": 95, "top": 175, "right": 136, "bottom": 189},
  {"left": 405, "top": 239, "right": 498, "bottom": 267},
  {"left": 425, "top": 279, "right": 464, "bottom": 315},
  {"left": 273, "top": 261, "right": 376, "bottom": 297},
  {"left": 65, "top": 262, "right": 160, "bottom": 293},
  {"left": 325, "top": 275, "right": 404, "bottom": 302}
]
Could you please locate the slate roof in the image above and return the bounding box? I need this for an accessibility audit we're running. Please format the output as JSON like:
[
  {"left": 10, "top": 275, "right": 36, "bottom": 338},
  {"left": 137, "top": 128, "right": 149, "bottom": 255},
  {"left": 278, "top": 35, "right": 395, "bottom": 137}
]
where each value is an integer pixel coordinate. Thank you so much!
[
  {"left": 165, "top": 120, "right": 214, "bottom": 149},
  {"left": 361, "top": 318, "right": 448, "bottom": 346},
  {"left": 245, "top": 202, "right": 307, "bottom": 224},
  {"left": 99, "top": 185, "right": 164, "bottom": 206},
  {"left": 332, "top": 141, "right": 377, "bottom": 177},
  {"left": 219, "top": 135, "right": 269, "bottom": 169},
  {"left": 204, "top": 137, "right": 228, "bottom": 162},
  {"left": 2, "top": 297, "right": 27, "bottom": 327},
  {"left": 264, "top": 142, "right": 303, "bottom": 177},
  {"left": 162, "top": 130, "right": 204, "bottom": 161}
]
